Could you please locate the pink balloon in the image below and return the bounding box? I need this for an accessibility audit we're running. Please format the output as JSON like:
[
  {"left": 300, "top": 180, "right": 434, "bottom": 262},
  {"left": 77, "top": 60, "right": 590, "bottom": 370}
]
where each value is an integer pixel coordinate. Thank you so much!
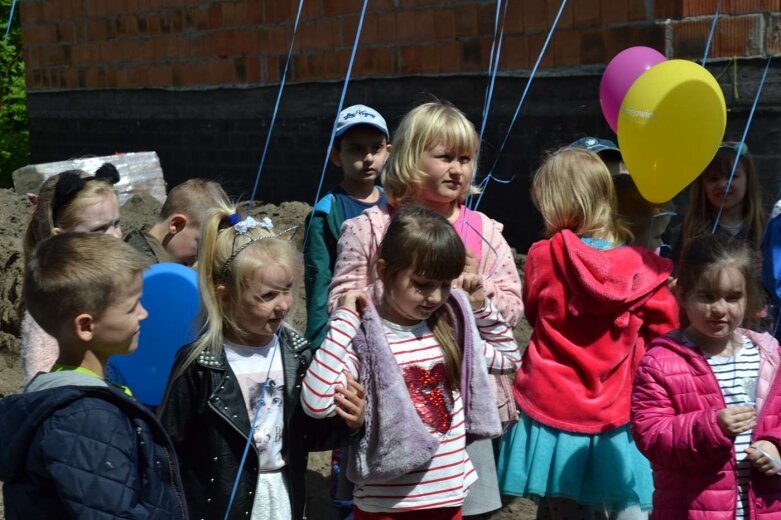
[{"left": 600, "top": 47, "right": 667, "bottom": 133}]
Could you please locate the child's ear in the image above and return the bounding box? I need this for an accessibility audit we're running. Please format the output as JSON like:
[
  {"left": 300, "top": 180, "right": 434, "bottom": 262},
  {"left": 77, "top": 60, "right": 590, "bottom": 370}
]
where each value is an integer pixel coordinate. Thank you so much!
[
  {"left": 168, "top": 214, "right": 188, "bottom": 234},
  {"left": 385, "top": 143, "right": 392, "bottom": 154},
  {"left": 51, "top": 227, "right": 63, "bottom": 236},
  {"left": 72, "top": 313, "right": 95, "bottom": 342},
  {"left": 215, "top": 284, "right": 228, "bottom": 304},
  {"left": 329, "top": 147, "right": 342, "bottom": 167}
]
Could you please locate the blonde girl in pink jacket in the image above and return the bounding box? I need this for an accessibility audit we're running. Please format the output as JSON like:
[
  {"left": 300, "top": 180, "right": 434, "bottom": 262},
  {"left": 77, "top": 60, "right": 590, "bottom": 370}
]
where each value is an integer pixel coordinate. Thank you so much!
[{"left": 326, "top": 101, "right": 523, "bottom": 516}]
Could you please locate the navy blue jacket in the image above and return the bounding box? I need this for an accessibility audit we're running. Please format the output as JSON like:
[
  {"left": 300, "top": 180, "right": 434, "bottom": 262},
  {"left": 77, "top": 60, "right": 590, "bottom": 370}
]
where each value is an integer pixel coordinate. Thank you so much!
[{"left": 0, "top": 384, "right": 188, "bottom": 519}]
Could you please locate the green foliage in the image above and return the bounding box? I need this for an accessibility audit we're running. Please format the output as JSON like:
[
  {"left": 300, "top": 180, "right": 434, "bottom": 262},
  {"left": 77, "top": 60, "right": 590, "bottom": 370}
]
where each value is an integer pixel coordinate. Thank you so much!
[{"left": 0, "top": 0, "right": 30, "bottom": 189}]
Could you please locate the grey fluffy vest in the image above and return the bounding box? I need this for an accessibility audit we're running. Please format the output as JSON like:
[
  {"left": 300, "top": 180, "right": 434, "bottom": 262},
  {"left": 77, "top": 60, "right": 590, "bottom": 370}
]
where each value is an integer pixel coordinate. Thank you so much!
[{"left": 346, "top": 289, "right": 502, "bottom": 484}]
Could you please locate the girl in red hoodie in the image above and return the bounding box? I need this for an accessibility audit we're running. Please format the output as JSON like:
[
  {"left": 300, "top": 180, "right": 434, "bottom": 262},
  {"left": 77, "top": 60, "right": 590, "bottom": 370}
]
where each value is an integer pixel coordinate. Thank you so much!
[
  {"left": 632, "top": 234, "right": 781, "bottom": 519},
  {"left": 497, "top": 147, "right": 679, "bottom": 519}
]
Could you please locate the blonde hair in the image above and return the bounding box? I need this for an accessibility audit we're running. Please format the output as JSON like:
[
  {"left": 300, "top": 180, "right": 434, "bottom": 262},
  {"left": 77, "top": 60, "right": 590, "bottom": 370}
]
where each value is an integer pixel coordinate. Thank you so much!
[
  {"left": 24, "top": 233, "right": 149, "bottom": 336},
  {"left": 378, "top": 207, "right": 466, "bottom": 389},
  {"left": 173, "top": 203, "right": 302, "bottom": 378},
  {"left": 382, "top": 101, "right": 480, "bottom": 206},
  {"left": 160, "top": 178, "right": 230, "bottom": 225},
  {"left": 532, "top": 147, "right": 631, "bottom": 244},
  {"left": 23, "top": 172, "right": 65, "bottom": 263},
  {"left": 682, "top": 142, "right": 766, "bottom": 249},
  {"left": 52, "top": 174, "right": 118, "bottom": 232}
]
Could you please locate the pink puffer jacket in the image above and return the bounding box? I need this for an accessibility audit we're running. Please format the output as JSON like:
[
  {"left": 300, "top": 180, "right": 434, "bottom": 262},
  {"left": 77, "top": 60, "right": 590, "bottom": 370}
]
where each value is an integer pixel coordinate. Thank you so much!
[{"left": 632, "top": 329, "right": 781, "bottom": 519}]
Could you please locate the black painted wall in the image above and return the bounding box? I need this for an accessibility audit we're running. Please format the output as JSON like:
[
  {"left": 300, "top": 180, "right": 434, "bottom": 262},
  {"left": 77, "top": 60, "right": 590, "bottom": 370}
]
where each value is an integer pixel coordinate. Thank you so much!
[{"left": 27, "top": 59, "right": 781, "bottom": 252}]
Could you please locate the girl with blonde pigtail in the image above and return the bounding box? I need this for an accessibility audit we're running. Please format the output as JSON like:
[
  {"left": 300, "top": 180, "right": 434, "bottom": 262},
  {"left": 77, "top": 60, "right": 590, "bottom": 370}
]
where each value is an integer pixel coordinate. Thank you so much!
[{"left": 159, "top": 203, "right": 363, "bottom": 520}]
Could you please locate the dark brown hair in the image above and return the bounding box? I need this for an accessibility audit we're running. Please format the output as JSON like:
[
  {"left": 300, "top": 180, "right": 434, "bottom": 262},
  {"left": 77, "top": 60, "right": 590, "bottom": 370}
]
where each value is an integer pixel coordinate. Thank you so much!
[
  {"left": 377, "top": 206, "right": 466, "bottom": 388},
  {"left": 676, "top": 233, "right": 764, "bottom": 329}
]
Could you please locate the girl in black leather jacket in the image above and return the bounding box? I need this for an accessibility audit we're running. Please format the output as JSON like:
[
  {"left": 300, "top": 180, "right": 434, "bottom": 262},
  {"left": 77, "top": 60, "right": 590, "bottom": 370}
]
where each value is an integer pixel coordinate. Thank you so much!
[{"left": 159, "top": 207, "right": 364, "bottom": 520}]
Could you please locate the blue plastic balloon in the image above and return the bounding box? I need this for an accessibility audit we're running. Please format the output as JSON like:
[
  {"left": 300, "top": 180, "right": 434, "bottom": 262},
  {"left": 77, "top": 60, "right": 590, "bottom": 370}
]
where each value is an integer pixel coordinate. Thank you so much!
[{"left": 110, "top": 262, "right": 200, "bottom": 406}]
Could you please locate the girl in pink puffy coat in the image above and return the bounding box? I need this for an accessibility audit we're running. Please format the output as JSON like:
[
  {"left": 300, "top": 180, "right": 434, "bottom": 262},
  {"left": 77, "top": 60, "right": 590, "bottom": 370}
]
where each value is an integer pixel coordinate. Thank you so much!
[{"left": 632, "top": 234, "right": 781, "bottom": 519}]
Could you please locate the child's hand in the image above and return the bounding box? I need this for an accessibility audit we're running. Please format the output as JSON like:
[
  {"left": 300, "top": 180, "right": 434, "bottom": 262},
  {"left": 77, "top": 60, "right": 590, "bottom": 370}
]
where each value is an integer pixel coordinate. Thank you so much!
[
  {"left": 454, "top": 273, "right": 486, "bottom": 311},
  {"left": 717, "top": 406, "right": 756, "bottom": 437},
  {"left": 338, "top": 291, "right": 368, "bottom": 315},
  {"left": 464, "top": 249, "right": 480, "bottom": 274},
  {"left": 334, "top": 372, "right": 365, "bottom": 432},
  {"left": 746, "top": 441, "right": 781, "bottom": 476}
]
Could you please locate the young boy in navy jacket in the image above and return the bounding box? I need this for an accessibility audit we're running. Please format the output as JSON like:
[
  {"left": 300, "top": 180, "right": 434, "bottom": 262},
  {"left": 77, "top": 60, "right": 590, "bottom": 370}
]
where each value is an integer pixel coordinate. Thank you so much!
[{"left": 0, "top": 233, "right": 187, "bottom": 519}]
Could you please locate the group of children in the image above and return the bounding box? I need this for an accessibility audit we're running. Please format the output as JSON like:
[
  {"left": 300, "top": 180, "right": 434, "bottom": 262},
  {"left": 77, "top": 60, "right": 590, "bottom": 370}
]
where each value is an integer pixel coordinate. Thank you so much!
[{"left": 0, "top": 98, "right": 780, "bottom": 520}]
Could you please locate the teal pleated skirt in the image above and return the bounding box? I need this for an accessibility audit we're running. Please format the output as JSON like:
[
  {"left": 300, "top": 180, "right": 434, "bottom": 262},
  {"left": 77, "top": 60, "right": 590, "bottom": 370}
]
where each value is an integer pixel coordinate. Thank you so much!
[{"left": 497, "top": 414, "right": 653, "bottom": 511}]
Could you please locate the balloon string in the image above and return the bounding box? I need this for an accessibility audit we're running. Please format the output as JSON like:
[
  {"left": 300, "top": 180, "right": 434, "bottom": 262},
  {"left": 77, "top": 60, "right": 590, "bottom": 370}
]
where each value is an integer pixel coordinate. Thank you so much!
[
  {"left": 702, "top": 0, "right": 722, "bottom": 66},
  {"left": 712, "top": 56, "right": 771, "bottom": 234},
  {"left": 4, "top": 0, "right": 16, "bottom": 38},
  {"left": 472, "top": 0, "right": 567, "bottom": 212},
  {"left": 248, "top": 0, "right": 304, "bottom": 209},
  {"left": 303, "top": 0, "right": 369, "bottom": 250},
  {"left": 467, "top": 0, "right": 508, "bottom": 210}
]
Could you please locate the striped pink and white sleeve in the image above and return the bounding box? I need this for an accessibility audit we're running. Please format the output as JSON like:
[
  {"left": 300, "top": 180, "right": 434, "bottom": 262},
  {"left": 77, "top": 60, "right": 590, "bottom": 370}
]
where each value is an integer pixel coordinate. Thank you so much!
[
  {"left": 301, "top": 308, "right": 362, "bottom": 418},
  {"left": 474, "top": 299, "right": 521, "bottom": 374}
]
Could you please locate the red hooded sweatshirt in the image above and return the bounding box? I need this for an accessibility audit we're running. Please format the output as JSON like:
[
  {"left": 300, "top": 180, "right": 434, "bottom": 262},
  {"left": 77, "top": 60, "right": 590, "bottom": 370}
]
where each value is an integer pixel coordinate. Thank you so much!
[{"left": 514, "top": 229, "right": 679, "bottom": 433}]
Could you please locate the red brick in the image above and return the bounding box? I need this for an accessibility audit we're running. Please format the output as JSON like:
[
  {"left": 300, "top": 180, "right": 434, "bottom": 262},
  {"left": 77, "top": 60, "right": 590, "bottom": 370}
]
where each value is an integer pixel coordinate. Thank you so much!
[
  {"left": 86, "top": 0, "right": 106, "bottom": 17},
  {"left": 146, "top": 12, "right": 162, "bottom": 34},
  {"left": 246, "top": 55, "right": 262, "bottom": 82},
  {"left": 161, "top": 10, "right": 184, "bottom": 34},
  {"left": 604, "top": 26, "right": 632, "bottom": 59},
  {"left": 19, "top": 2, "right": 44, "bottom": 24},
  {"left": 505, "top": 2, "right": 524, "bottom": 33},
  {"left": 180, "top": 34, "right": 205, "bottom": 58},
  {"left": 767, "top": 13, "right": 781, "bottom": 54},
  {"left": 183, "top": 7, "right": 208, "bottom": 30},
  {"left": 400, "top": 44, "right": 422, "bottom": 74},
  {"left": 524, "top": 0, "right": 549, "bottom": 32},
  {"left": 322, "top": 0, "right": 364, "bottom": 16},
  {"left": 548, "top": 1, "right": 574, "bottom": 30},
  {"left": 292, "top": 54, "right": 310, "bottom": 81},
  {"left": 574, "top": 0, "right": 600, "bottom": 27},
  {"left": 56, "top": 22, "right": 77, "bottom": 43},
  {"left": 671, "top": 18, "right": 712, "bottom": 59},
  {"left": 234, "top": 3, "right": 248, "bottom": 27},
  {"left": 460, "top": 41, "right": 480, "bottom": 71},
  {"left": 653, "top": 0, "right": 682, "bottom": 17},
  {"left": 478, "top": 3, "right": 496, "bottom": 35},
  {"left": 455, "top": 4, "right": 479, "bottom": 37},
  {"left": 729, "top": 0, "right": 781, "bottom": 13},
  {"left": 434, "top": 9, "right": 456, "bottom": 39},
  {"left": 301, "top": 0, "right": 322, "bottom": 20},
  {"left": 415, "top": 9, "right": 435, "bottom": 41},
  {"left": 440, "top": 41, "right": 461, "bottom": 72},
  {"left": 63, "top": 67, "right": 79, "bottom": 88},
  {"left": 87, "top": 19, "right": 108, "bottom": 41},
  {"left": 371, "top": 47, "right": 395, "bottom": 75},
  {"left": 222, "top": 2, "right": 237, "bottom": 26},
  {"left": 215, "top": 30, "right": 238, "bottom": 56},
  {"left": 554, "top": 29, "right": 581, "bottom": 66},
  {"left": 343, "top": 14, "right": 378, "bottom": 46},
  {"left": 627, "top": 0, "right": 649, "bottom": 20},
  {"left": 246, "top": 2, "right": 264, "bottom": 25},
  {"left": 579, "top": 29, "right": 606, "bottom": 64},
  {"left": 420, "top": 43, "right": 440, "bottom": 73},
  {"left": 267, "top": 1, "right": 292, "bottom": 23},
  {"left": 504, "top": 35, "right": 529, "bottom": 69},
  {"left": 529, "top": 34, "right": 556, "bottom": 68},
  {"left": 236, "top": 29, "right": 259, "bottom": 54},
  {"left": 601, "top": 0, "right": 628, "bottom": 25},
  {"left": 373, "top": 12, "right": 397, "bottom": 44},
  {"left": 120, "top": 14, "right": 140, "bottom": 36},
  {"left": 207, "top": 3, "right": 223, "bottom": 29},
  {"left": 128, "top": 64, "right": 150, "bottom": 88},
  {"left": 717, "top": 14, "right": 763, "bottom": 56},
  {"left": 395, "top": 10, "right": 417, "bottom": 42},
  {"left": 150, "top": 63, "right": 174, "bottom": 86}
]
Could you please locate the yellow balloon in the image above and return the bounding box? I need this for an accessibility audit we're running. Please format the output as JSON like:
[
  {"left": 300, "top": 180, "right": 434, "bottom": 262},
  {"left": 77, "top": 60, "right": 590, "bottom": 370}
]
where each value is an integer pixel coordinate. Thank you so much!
[{"left": 617, "top": 60, "right": 726, "bottom": 203}]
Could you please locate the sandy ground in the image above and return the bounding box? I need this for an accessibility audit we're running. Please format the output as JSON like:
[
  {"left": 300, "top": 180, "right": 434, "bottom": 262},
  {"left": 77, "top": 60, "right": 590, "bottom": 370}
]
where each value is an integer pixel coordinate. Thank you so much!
[{"left": 0, "top": 188, "right": 536, "bottom": 519}]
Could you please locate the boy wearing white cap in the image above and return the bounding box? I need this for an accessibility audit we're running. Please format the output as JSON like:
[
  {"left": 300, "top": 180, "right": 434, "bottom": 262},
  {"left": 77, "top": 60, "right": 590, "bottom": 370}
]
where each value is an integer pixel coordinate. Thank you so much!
[{"left": 304, "top": 104, "right": 391, "bottom": 351}]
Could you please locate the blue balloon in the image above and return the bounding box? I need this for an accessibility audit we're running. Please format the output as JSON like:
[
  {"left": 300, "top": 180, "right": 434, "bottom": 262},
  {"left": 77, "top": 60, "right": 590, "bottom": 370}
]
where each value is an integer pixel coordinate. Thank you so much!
[{"left": 110, "top": 262, "right": 200, "bottom": 406}]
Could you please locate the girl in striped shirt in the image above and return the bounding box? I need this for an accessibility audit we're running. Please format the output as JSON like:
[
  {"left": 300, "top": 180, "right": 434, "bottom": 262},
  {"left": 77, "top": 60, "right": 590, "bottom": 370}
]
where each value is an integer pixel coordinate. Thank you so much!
[
  {"left": 633, "top": 234, "right": 781, "bottom": 519},
  {"left": 302, "top": 207, "right": 520, "bottom": 520}
]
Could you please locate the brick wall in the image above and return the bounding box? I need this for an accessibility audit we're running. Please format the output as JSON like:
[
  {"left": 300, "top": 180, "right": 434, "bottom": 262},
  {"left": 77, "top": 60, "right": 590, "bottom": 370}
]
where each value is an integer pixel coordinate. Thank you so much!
[
  {"left": 17, "top": 1, "right": 781, "bottom": 250},
  {"left": 21, "top": 0, "right": 778, "bottom": 92}
]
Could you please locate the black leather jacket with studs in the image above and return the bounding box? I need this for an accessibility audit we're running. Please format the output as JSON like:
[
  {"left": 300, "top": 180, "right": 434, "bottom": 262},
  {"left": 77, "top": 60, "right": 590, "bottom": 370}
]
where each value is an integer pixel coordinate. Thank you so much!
[{"left": 158, "top": 326, "right": 350, "bottom": 520}]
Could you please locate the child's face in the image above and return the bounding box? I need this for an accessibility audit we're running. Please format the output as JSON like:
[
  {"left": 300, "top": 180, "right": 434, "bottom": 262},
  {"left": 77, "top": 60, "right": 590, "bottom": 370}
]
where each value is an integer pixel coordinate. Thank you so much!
[
  {"left": 383, "top": 268, "right": 452, "bottom": 326},
  {"left": 166, "top": 221, "right": 200, "bottom": 266},
  {"left": 331, "top": 126, "right": 390, "bottom": 185},
  {"left": 418, "top": 143, "right": 474, "bottom": 205},
  {"left": 69, "top": 194, "right": 122, "bottom": 238},
  {"left": 232, "top": 264, "right": 294, "bottom": 346},
  {"left": 703, "top": 164, "right": 747, "bottom": 212},
  {"left": 683, "top": 266, "right": 746, "bottom": 342},
  {"left": 90, "top": 273, "right": 147, "bottom": 356},
  {"left": 633, "top": 214, "right": 672, "bottom": 251}
]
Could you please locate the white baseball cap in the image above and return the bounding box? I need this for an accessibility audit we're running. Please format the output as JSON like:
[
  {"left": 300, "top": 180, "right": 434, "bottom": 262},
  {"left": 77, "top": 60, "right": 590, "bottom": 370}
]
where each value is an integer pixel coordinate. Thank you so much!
[{"left": 335, "top": 104, "right": 389, "bottom": 138}]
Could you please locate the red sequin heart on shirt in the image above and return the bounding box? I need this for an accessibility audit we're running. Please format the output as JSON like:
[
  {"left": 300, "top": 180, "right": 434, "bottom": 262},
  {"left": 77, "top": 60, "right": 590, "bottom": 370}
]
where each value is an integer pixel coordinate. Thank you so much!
[{"left": 402, "top": 363, "right": 454, "bottom": 434}]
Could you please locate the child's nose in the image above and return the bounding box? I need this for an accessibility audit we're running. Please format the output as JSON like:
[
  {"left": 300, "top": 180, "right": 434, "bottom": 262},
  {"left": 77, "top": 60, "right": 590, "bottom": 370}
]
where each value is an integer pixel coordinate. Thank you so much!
[{"left": 138, "top": 302, "right": 149, "bottom": 321}]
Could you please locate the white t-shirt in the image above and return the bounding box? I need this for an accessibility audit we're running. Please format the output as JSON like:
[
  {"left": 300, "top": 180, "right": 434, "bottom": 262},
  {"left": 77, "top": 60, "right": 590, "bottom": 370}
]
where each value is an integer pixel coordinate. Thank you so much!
[{"left": 224, "top": 337, "right": 286, "bottom": 471}]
